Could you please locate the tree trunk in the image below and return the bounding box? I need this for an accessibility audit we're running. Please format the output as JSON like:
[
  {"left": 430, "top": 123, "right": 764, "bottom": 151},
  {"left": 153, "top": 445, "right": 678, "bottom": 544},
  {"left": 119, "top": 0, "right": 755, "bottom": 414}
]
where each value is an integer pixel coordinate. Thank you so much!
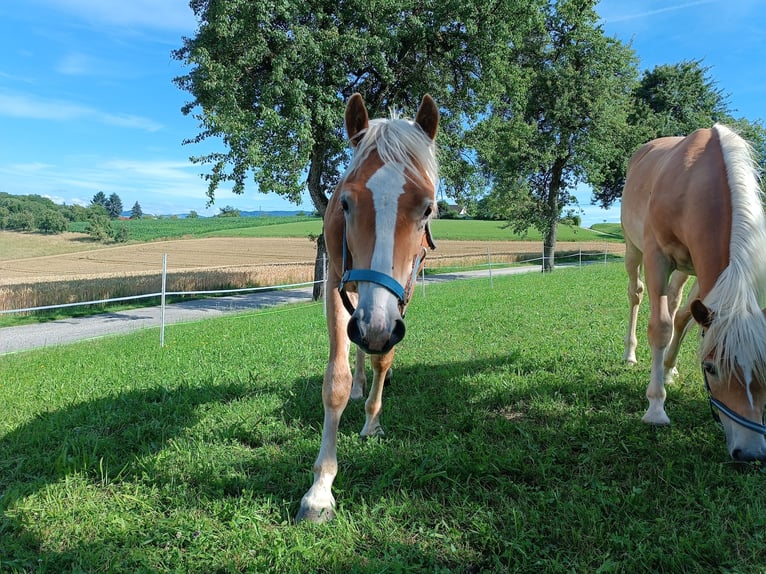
[
  {"left": 543, "top": 217, "right": 557, "bottom": 273},
  {"left": 307, "top": 140, "right": 330, "bottom": 301},
  {"left": 542, "top": 157, "right": 566, "bottom": 272},
  {"left": 312, "top": 233, "right": 326, "bottom": 301}
]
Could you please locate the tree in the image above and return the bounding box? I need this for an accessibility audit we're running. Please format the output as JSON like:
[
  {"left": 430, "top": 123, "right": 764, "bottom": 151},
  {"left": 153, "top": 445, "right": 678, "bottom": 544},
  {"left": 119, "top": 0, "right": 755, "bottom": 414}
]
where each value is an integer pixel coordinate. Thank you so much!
[
  {"left": 217, "top": 205, "right": 240, "bottom": 217},
  {"left": 173, "top": 0, "right": 535, "bottom": 297},
  {"left": 593, "top": 60, "right": 733, "bottom": 208},
  {"left": 91, "top": 191, "right": 108, "bottom": 208},
  {"left": 130, "top": 201, "right": 143, "bottom": 219},
  {"left": 85, "top": 205, "right": 112, "bottom": 242},
  {"left": 105, "top": 193, "right": 123, "bottom": 219},
  {"left": 37, "top": 210, "right": 67, "bottom": 234},
  {"left": 475, "top": 0, "right": 639, "bottom": 270}
]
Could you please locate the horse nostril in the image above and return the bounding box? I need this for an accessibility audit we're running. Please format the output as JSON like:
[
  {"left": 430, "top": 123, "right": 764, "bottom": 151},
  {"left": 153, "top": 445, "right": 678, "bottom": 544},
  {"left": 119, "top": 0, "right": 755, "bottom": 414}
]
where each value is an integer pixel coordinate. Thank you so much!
[
  {"left": 347, "top": 317, "right": 363, "bottom": 347},
  {"left": 390, "top": 319, "right": 406, "bottom": 347},
  {"left": 731, "top": 448, "right": 744, "bottom": 461}
]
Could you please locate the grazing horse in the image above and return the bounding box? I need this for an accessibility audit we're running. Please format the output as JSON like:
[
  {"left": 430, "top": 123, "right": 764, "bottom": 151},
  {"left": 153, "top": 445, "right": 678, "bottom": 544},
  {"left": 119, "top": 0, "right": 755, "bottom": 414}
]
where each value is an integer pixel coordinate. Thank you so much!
[
  {"left": 296, "top": 93, "right": 438, "bottom": 522},
  {"left": 621, "top": 124, "right": 766, "bottom": 461}
]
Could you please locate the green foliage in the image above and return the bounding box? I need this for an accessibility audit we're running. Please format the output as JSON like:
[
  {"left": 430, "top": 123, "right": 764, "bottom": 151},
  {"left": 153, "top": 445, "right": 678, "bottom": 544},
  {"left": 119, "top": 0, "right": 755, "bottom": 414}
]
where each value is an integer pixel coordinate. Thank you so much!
[
  {"left": 36, "top": 210, "right": 68, "bottom": 234},
  {"left": 1, "top": 265, "right": 765, "bottom": 572},
  {"left": 474, "top": 0, "right": 639, "bottom": 268},
  {"left": 0, "top": 192, "right": 76, "bottom": 234},
  {"left": 173, "top": 0, "right": 534, "bottom": 216},
  {"left": 84, "top": 205, "right": 113, "bottom": 242},
  {"left": 90, "top": 191, "right": 107, "bottom": 208},
  {"left": 217, "top": 205, "right": 240, "bottom": 218},
  {"left": 130, "top": 201, "right": 143, "bottom": 219},
  {"left": 593, "top": 60, "right": 736, "bottom": 208},
  {"left": 106, "top": 193, "right": 124, "bottom": 219},
  {"left": 632, "top": 60, "right": 729, "bottom": 139}
]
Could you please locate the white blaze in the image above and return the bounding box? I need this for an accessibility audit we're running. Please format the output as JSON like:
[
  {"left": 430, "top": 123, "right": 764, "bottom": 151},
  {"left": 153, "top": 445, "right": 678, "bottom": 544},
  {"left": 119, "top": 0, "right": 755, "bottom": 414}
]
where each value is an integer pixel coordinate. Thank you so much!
[{"left": 366, "top": 163, "right": 405, "bottom": 276}]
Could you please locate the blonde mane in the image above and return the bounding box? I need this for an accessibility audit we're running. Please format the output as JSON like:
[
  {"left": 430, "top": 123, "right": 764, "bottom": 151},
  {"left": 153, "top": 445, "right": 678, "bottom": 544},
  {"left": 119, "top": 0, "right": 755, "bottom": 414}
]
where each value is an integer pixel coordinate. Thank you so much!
[
  {"left": 701, "top": 124, "right": 766, "bottom": 393},
  {"left": 345, "top": 115, "right": 438, "bottom": 188}
]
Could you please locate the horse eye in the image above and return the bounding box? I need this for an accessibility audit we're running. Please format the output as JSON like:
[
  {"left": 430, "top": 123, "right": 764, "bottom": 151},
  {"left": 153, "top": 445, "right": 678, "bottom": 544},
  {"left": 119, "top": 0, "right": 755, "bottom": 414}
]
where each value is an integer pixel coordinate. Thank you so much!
[
  {"left": 704, "top": 362, "right": 718, "bottom": 377},
  {"left": 423, "top": 205, "right": 433, "bottom": 218},
  {"left": 340, "top": 198, "right": 349, "bottom": 213}
]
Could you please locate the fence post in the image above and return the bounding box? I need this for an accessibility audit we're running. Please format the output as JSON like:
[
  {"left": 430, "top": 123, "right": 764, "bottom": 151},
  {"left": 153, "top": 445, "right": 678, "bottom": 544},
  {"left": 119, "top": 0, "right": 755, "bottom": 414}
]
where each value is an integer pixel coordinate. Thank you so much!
[
  {"left": 160, "top": 253, "right": 167, "bottom": 348},
  {"left": 487, "top": 248, "right": 493, "bottom": 288},
  {"left": 579, "top": 248, "right": 582, "bottom": 268},
  {"left": 604, "top": 241, "right": 608, "bottom": 264}
]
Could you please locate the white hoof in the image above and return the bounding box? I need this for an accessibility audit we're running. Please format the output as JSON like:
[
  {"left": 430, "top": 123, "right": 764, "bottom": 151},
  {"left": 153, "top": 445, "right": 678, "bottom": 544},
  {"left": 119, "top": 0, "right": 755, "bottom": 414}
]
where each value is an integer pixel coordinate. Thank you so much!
[
  {"left": 642, "top": 408, "right": 671, "bottom": 426},
  {"left": 296, "top": 490, "right": 336, "bottom": 524}
]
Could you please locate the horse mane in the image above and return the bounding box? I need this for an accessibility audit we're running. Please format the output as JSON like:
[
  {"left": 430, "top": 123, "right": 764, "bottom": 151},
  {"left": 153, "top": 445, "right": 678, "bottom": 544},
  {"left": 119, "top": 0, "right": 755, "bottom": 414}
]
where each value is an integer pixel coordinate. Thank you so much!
[
  {"left": 345, "top": 114, "right": 438, "bottom": 188},
  {"left": 701, "top": 123, "right": 766, "bottom": 393}
]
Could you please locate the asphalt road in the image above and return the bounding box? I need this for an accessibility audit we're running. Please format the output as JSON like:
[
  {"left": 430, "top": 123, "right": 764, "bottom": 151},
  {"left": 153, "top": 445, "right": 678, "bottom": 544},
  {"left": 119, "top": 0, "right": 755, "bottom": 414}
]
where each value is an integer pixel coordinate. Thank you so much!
[{"left": 0, "top": 265, "right": 544, "bottom": 355}]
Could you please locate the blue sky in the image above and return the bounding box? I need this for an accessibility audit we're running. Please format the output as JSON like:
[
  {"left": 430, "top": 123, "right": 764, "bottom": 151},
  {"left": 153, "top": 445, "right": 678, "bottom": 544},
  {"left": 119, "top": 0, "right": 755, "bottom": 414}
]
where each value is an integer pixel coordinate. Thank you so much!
[{"left": 0, "top": 1, "right": 764, "bottom": 224}]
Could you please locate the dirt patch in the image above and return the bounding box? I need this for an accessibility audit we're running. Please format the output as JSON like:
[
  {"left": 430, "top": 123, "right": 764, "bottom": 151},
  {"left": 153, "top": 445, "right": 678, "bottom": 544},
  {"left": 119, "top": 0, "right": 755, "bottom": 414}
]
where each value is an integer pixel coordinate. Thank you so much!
[{"left": 0, "top": 236, "right": 623, "bottom": 285}]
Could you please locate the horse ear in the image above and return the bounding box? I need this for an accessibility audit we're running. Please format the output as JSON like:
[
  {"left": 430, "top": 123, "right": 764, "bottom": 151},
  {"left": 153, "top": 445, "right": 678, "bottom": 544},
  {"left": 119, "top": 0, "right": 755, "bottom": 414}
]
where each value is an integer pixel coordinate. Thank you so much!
[
  {"left": 345, "top": 93, "right": 369, "bottom": 147},
  {"left": 691, "top": 299, "right": 714, "bottom": 328},
  {"left": 415, "top": 94, "right": 439, "bottom": 141}
]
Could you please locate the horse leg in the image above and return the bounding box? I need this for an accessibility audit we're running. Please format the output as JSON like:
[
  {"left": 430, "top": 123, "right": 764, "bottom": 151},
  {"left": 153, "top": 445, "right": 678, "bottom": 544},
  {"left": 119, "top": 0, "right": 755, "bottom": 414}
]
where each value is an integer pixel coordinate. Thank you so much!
[
  {"left": 350, "top": 347, "right": 367, "bottom": 400},
  {"left": 296, "top": 287, "right": 352, "bottom": 523},
  {"left": 642, "top": 251, "right": 673, "bottom": 425},
  {"left": 623, "top": 238, "right": 644, "bottom": 365},
  {"left": 360, "top": 351, "right": 394, "bottom": 438},
  {"left": 663, "top": 275, "right": 696, "bottom": 382}
]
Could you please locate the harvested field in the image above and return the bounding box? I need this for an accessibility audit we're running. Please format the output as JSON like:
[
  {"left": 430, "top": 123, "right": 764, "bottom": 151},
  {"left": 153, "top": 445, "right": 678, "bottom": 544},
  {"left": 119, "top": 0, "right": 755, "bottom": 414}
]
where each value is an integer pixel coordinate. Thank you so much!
[
  {"left": 0, "top": 235, "right": 624, "bottom": 312},
  {"left": 0, "top": 236, "right": 623, "bottom": 285}
]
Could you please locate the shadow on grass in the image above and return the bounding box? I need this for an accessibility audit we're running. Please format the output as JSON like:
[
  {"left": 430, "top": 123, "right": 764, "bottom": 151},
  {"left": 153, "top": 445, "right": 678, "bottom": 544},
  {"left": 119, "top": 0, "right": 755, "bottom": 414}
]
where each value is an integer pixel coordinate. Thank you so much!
[{"left": 0, "top": 352, "right": 730, "bottom": 572}]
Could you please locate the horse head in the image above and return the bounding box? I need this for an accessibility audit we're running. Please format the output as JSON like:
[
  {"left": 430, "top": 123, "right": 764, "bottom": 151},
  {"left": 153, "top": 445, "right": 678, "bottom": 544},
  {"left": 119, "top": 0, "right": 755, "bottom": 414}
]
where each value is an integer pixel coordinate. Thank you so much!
[
  {"left": 326, "top": 93, "right": 438, "bottom": 355},
  {"left": 692, "top": 299, "right": 766, "bottom": 462}
]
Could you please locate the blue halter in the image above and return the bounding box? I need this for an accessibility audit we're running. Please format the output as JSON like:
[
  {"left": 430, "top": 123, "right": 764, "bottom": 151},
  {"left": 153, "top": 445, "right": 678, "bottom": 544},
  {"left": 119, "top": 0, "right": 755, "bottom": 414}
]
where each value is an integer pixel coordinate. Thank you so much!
[
  {"left": 702, "top": 365, "right": 766, "bottom": 435},
  {"left": 337, "top": 222, "right": 434, "bottom": 317}
]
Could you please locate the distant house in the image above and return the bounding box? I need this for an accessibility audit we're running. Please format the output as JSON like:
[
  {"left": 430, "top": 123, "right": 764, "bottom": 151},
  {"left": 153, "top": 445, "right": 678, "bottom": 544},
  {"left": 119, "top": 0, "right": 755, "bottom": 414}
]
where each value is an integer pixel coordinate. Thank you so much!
[{"left": 437, "top": 203, "right": 467, "bottom": 218}]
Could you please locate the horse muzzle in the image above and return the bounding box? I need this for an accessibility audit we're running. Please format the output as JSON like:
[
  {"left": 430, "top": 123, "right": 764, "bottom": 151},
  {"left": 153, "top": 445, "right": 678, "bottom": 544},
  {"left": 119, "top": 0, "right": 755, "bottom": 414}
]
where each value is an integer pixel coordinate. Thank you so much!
[{"left": 347, "top": 311, "right": 405, "bottom": 354}]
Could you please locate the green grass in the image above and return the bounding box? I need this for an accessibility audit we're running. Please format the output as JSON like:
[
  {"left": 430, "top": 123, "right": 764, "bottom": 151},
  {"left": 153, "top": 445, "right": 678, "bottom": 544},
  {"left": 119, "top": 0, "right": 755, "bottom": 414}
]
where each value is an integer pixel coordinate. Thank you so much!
[
  {"left": 206, "top": 218, "right": 620, "bottom": 242},
  {"left": 67, "top": 216, "right": 621, "bottom": 243},
  {"left": 2, "top": 263, "right": 763, "bottom": 572},
  {"left": 67, "top": 215, "right": 319, "bottom": 242}
]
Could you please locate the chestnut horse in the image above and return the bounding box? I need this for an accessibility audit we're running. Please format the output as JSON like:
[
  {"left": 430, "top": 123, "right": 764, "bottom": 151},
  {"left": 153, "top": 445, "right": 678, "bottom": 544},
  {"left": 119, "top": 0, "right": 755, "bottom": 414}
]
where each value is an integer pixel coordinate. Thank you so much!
[
  {"left": 296, "top": 93, "right": 438, "bottom": 522},
  {"left": 621, "top": 124, "right": 766, "bottom": 461}
]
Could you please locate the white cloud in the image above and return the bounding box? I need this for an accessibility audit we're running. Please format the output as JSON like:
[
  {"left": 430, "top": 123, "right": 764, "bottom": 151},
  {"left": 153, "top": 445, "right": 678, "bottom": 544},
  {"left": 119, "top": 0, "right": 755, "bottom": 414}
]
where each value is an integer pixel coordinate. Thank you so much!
[
  {"left": 0, "top": 91, "right": 163, "bottom": 131},
  {"left": 600, "top": 0, "right": 718, "bottom": 24},
  {"left": 37, "top": 0, "right": 197, "bottom": 32},
  {"left": 56, "top": 52, "right": 95, "bottom": 76}
]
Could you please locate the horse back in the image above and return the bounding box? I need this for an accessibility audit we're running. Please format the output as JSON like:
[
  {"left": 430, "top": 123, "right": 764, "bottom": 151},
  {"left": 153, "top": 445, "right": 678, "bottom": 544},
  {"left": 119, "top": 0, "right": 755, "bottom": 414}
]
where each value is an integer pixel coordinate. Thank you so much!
[{"left": 621, "top": 128, "right": 731, "bottom": 281}]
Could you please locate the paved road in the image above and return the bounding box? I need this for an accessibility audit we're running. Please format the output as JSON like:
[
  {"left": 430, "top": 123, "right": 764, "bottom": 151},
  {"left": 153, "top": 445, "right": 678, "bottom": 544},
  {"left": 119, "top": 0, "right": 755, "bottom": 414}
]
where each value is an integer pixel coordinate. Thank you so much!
[{"left": 0, "top": 265, "right": 544, "bottom": 355}]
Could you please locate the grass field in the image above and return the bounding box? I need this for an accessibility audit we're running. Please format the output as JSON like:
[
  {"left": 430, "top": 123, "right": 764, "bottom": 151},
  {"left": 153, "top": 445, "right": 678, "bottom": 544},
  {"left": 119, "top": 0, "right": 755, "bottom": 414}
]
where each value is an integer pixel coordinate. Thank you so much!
[{"left": 1, "top": 263, "right": 764, "bottom": 573}]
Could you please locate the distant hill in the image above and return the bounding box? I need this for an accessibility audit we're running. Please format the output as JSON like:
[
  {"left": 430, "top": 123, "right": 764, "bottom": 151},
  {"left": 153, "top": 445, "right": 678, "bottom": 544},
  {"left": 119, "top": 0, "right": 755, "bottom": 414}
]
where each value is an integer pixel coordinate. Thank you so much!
[{"left": 119, "top": 210, "right": 310, "bottom": 218}]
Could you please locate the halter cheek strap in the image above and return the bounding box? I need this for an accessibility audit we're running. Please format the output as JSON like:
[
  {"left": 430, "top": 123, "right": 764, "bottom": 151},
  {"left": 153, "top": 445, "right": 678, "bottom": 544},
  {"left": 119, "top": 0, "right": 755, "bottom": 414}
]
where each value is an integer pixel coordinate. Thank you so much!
[
  {"left": 338, "top": 222, "right": 434, "bottom": 317},
  {"left": 702, "top": 365, "right": 766, "bottom": 435}
]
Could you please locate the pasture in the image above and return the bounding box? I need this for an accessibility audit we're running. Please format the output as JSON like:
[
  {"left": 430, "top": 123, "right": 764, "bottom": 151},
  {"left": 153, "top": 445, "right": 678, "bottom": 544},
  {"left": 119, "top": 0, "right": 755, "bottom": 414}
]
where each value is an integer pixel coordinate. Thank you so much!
[{"left": 1, "top": 263, "right": 763, "bottom": 572}]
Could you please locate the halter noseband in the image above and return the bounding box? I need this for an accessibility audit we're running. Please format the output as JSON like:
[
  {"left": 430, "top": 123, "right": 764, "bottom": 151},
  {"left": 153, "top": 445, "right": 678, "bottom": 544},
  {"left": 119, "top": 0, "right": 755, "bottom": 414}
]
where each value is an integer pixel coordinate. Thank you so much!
[
  {"left": 337, "top": 221, "right": 435, "bottom": 317},
  {"left": 702, "top": 364, "right": 766, "bottom": 435}
]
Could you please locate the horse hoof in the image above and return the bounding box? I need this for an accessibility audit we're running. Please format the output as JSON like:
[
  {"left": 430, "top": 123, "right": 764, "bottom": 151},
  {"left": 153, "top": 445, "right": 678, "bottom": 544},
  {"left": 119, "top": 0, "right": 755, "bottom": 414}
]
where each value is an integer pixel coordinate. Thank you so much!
[
  {"left": 295, "top": 505, "right": 336, "bottom": 524},
  {"left": 641, "top": 412, "right": 671, "bottom": 426},
  {"left": 360, "top": 426, "right": 385, "bottom": 439}
]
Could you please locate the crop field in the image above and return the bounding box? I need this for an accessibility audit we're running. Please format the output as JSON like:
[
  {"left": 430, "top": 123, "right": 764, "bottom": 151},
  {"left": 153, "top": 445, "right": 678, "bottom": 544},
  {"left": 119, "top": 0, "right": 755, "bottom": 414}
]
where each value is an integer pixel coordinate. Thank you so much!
[
  {"left": 0, "top": 220, "right": 624, "bottom": 314},
  {"left": 1, "top": 263, "right": 763, "bottom": 573}
]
